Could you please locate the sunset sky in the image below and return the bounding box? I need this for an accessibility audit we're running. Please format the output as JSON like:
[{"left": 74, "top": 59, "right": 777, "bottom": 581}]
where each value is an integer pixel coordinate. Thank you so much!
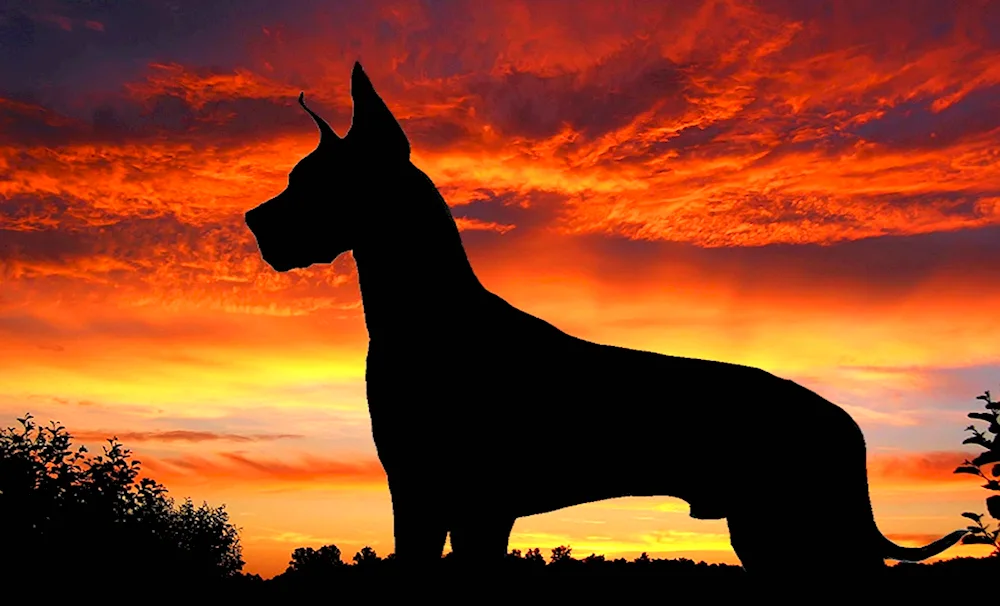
[{"left": 2, "top": 0, "right": 1000, "bottom": 577}]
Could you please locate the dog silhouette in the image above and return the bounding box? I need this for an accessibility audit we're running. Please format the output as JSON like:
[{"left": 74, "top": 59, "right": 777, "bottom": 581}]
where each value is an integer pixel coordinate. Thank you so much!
[{"left": 244, "top": 62, "right": 967, "bottom": 581}]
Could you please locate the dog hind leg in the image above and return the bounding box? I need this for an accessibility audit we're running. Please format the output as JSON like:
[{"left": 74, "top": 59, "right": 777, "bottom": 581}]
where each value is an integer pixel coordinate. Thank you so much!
[{"left": 727, "top": 448, "right": 888, "bottom": 594}]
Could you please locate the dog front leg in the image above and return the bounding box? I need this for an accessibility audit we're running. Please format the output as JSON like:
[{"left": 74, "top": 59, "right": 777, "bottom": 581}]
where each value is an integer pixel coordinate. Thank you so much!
[
  {"left": 449, "top": 515, "right": 516, "bottom": 562},
  {"left": 449, "top": 513, "right": 516, "bottom": 586},
  {"left": 388, "top": 477, "right": 449, "bottom": 568}
]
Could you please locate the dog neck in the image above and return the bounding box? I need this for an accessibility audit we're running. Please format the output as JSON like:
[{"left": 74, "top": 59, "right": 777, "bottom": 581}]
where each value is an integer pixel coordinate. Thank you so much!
[{"left": 352, "top": 162, "right": 486, "bottom": 342}]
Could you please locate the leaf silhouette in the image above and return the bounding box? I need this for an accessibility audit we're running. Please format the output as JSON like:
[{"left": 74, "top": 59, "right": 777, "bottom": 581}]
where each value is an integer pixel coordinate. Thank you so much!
[
  {"left": 961, "top": 534, "right": 994, "bottom": 545},
  {"left": 954, "top": 465, "right": 982, "bottom": 475},
  {"left": 969, "top": 412, "right": 995, "bottom": 423},
  {"left": 963, "top": 435, "right": 993, "bottom": 448},
  {"left": 961, "top": 512, "right": 983, "bottom": 522},
  {"left": 988, "top": 496, "right": 1000, "bottom": 520},
  {"left": 971, "top": 451, "right": 1000, "bottom": 467}
]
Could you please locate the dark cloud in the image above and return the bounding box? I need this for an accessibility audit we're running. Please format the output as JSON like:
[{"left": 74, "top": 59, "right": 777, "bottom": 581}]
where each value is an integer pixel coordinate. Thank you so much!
[
  {"left": 759, "top": 0, "right": 1000, "bottom": 53},
  {"left": 452, "top": 189, "right": 566, "bottom": 237},
  {"left": 0, "top": 96, "right": 90, "bottom": 146},
  {"left": 848, "top": 84, "right": 1000, "bottom": 151},
  {"left": 466, "top": 47, "right": 687, "bottom": 143},
  {"left": 0, "top": 93, "right": 182, "bottom": 146},
  {"left": 399, "top": 116, "right": 471, "bottom": 151},
  {"left": 0, "top": 90, "right": 331, "bottom": 148},
  {"left": 0, "top": 209, "right": 252, "bottom": 267},
  {"left": 0, "top": 0, "right": 316, "bottom": 92},
  {"left": 576, "top": 223, "right": 1000, "bottom": 303}
]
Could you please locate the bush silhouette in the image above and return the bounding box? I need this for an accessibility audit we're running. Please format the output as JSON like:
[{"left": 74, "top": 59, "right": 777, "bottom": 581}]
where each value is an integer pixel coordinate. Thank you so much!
[
  {"left": 954, "top": 390, "right": 1000, "bottom": 555},
  {"left": 0, "top": 413, "right": 244, "bottom": 585}
]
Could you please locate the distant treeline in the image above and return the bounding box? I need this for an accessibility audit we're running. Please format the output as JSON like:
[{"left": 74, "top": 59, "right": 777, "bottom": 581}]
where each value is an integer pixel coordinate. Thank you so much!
[{"left": 238, "top": 551, "right": 995, "bottom": 600}]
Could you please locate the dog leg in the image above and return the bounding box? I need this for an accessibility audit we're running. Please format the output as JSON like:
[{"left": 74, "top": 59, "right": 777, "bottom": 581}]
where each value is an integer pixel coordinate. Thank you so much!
[
  {"left": 727, "top": 452, "right": 888, "bottom": 594},
  {"left": 390, "top": 491, "right": 448, "bottom": 567},
  {"left": 449, "top": 514, "right": 516, "bottom": 564}
]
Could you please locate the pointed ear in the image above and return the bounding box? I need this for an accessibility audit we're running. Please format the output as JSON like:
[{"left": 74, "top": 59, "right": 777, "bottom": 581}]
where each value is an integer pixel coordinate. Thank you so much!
[
  {"left": 348, "top": 62, "right": 410, "bottom": 160},
  {"left": 299, "top": 92, "right": 341, "bottom": 148}
]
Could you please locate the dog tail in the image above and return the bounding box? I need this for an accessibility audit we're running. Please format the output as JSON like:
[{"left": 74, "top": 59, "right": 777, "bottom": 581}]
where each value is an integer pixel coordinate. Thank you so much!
[{"left": 879, "top": 529, "right": 968, "bottom": 562}]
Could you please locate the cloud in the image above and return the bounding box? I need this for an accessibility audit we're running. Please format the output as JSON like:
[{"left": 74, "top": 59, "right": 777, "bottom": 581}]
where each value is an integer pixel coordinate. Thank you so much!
[
  {"left": 868, "top": 450, "right": 983, "bottom": 488},
  {"left": 1, "top": 0, "right": 999, "bottom": 318},
  {"left": 454, "top": 217, "right": 515, "bottom": 234},
  {"left": 0, "top": 96, "right": 91, "bottom": 146},
  {"left": 139, "top": 452, "right": 387, "bottom": 489},
  {"left": 248, "top": 530, "right": 344, "bottom": 545},
  {"left": 123, "top": 62, "right": 302, "bottom": 112},
  {"left": 885, "top": 533, "right": 968, "bottom": 547},
  {"left": 71, "top": 430, "right": 303, "bottom": 443},
  {"left": 133, "top": 448, "right": 991, "bottom": 493}
]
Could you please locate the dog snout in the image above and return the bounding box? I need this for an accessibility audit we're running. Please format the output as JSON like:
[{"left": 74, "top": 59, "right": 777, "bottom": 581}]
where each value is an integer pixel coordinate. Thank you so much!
[{"left": 245, "top": 207, "right": 264, "bottom": 233}]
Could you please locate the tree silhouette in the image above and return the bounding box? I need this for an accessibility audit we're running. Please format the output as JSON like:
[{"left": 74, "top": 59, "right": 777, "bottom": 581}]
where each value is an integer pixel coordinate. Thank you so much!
[
  {"left": 353, "top": 545, "right": 381, "bottom": 566},
  {"left": 0, "top": 413, "right": 244, "bottom": 585},
  {"left": 955, "top": 390, "right": 1000, "bottom": 555},
  {"left": 288, "top": 544, "right": 345, "bottom": 573},
  {"left": 524, "top": 547, "right": 544, "bottom": 563},
  {"left": 550, "top": 545, "right": 573, "bottom": 563}
]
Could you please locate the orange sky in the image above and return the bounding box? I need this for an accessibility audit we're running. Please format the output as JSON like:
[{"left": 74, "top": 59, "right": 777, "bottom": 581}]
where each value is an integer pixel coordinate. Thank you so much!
[{"left": 2, "top": 0, "right": 999, "bottom": 577}]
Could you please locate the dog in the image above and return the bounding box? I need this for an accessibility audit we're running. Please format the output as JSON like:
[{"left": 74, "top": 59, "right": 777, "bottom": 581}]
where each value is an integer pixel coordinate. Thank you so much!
[{"left": 244, "top": 61, "right": 967, "bottom": 581}]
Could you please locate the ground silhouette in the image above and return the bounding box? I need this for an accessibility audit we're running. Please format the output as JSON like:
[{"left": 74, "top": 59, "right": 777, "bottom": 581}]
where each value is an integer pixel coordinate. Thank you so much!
[
  {"left": 243, "top": 61, "right": 968, "bottom": 586},
  {"left": 2, "top": 413, "right": 992, "bottom": 595},
  {"left": 258, "top": 544, "right": 994, "bottom": 599}
]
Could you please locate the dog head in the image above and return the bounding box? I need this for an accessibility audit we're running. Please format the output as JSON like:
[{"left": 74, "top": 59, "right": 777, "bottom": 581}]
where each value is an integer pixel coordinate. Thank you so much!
[{"left": 244, "top": 62, "right": 410, "bottom": 272}]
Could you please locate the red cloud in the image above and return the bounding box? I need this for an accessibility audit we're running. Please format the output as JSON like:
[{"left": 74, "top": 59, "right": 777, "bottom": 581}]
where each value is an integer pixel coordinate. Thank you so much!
[
  {"left": 123, "top": 62, "right": 304, "bottom": 111},
  {"left": 868, "top": 450, "right": 982, "bottom": 487}
]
